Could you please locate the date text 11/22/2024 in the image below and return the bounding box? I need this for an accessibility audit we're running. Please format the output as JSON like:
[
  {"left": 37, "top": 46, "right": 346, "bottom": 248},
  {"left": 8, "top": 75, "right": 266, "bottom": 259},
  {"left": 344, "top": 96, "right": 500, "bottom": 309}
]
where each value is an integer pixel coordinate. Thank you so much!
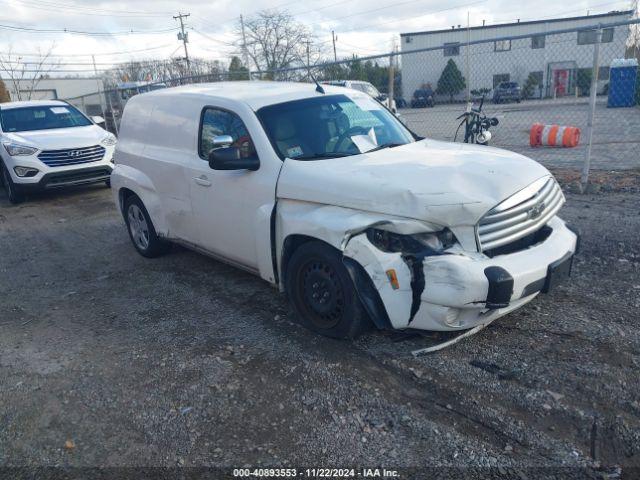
[{"left": 232, "top": 468, "right": 400, "bottom": 477}]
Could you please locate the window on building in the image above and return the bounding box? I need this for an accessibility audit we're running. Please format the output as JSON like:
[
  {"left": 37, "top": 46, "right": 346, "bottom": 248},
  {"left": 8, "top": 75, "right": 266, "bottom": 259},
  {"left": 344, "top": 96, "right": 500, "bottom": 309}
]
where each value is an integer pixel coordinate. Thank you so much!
[
  {"left": 493, "top": 74, "right": 510, "bottom": 88},
  {"left": 443, "top": 42, "right": 460, "bottom": 56},
  {"left": 530, "top": 71, "right": 543, "bottom": 85},
  {"left": 598, "top": 66, "right": 610, "bottom": 81},
  {"left": 494, "top": 40, "right": 511, "bottom": 52},
  {"left": 531, "top": 35, "right": 545, "bottom": 49},
  {"left": 578, "top": 27, "right": 614, "bottom": 45},
  {"left": 405, "top": 36, "right": 413, "bottom": 44}
]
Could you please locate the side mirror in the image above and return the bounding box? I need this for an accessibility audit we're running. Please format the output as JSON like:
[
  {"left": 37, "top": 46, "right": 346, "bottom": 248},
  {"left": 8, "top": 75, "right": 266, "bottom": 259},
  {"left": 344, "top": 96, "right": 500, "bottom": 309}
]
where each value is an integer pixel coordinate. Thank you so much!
[
  {"left": 208, "top": 147, "right": 259, "bottom": 171},
  {"left": 91, "top": 115, "right": 105, "bottom": 125}
]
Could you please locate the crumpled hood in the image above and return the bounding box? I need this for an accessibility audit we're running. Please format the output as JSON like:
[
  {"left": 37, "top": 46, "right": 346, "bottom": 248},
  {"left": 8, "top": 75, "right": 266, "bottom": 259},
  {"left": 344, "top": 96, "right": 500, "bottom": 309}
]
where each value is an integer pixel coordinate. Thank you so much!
[
  {"left": 3, "top": 125, "right": 106, "bottom": 150},
  {"left": 277, "top": 139, "right": 551, "bottom": 227}
]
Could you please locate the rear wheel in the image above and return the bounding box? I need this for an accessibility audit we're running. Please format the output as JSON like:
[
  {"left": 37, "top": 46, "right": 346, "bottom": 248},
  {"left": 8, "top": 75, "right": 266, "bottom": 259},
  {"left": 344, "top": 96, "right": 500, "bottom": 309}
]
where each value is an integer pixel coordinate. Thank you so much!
[
  {"left": 285, "top": 241, "right": 371, "bottom": 339},
  {"left": 124, "top": 195, "right": 169, "bottom": 258},
  {"left": 1, "top": 162, "right": 24, "bottom": 204}
]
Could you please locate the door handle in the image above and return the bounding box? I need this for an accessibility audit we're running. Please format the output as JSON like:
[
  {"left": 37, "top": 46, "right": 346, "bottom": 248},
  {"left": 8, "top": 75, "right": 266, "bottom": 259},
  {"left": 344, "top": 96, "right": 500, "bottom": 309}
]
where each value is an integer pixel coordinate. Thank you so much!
[{"left": 194, "top": 175, "right": 212, "bottom": 187}]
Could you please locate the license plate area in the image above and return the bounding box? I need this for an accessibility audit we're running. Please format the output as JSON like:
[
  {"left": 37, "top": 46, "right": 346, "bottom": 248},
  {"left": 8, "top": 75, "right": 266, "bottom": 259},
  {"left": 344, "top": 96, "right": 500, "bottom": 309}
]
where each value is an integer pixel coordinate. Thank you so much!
[{"left": 542, "top": 252, "right": 574, "bottom": 293}]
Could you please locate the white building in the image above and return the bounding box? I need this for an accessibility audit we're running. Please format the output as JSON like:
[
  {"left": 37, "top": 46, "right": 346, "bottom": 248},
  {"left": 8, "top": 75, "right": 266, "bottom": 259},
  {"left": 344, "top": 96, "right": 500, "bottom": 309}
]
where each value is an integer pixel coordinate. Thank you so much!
[
  {"left": 2, "top": 77, "right": 106, "bottom": 115},
  {"left": 400, "top": 10, "right": 634, "bottom": 102}
]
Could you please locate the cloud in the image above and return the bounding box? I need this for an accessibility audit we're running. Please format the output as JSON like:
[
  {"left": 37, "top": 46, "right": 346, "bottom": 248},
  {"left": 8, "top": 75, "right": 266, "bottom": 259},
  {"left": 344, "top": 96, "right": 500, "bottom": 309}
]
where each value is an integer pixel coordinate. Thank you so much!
[{"left": 0, "top": 0, "right": 631, "bottom": 73}]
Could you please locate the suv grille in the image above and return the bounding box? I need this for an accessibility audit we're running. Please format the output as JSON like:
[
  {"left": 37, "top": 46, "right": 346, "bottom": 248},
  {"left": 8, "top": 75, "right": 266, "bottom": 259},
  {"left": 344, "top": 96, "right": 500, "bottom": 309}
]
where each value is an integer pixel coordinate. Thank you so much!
[
  {"left": 38, "top": 145, "right": 106, "bottom": 167},
  {"left": 478, "top": 177, "right": 564, "bottom": 251}
]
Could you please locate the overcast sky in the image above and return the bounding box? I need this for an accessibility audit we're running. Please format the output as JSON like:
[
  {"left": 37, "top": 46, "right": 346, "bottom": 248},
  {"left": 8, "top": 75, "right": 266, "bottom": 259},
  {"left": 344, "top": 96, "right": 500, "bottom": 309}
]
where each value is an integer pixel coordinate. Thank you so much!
[{"left": 0, "top": 0, "right": 634, "bottom": 75}]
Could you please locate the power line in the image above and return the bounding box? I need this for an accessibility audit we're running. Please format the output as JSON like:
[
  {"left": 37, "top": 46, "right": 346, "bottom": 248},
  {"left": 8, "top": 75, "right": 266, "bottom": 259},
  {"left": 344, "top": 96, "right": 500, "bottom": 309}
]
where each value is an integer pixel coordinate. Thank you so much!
[
  {"left": 0, "top": 0, "right": 172, "bottom": 17},
  {"left": 0, "top": 23, "right": 179, "bottom": 36},
  {"left": 0, "top": 0, "right": 171, "bottom": 17},
  {"left": 6, "top": 44, "right": 175, "bottom": 58}
]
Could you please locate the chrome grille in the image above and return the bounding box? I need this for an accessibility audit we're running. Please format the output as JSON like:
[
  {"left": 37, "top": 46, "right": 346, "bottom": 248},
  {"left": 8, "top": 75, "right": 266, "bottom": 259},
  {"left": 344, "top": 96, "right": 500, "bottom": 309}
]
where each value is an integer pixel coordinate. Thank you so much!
[
  {"left": 478, "top": 177, "right": 564, "bottom": 251},
  {"left": 38, "top": 145, "right": 106, "bottom": 167}
]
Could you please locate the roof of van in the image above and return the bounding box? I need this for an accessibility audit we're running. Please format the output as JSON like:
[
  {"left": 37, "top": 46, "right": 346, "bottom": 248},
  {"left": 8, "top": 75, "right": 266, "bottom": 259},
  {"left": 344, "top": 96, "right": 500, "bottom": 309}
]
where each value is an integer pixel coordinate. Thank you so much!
[
  {"left": 140, "top": 81, "right": 353, "bottom": 110},
  {"left": 0, "top": 99, "right": 69, "bottom": 110}
]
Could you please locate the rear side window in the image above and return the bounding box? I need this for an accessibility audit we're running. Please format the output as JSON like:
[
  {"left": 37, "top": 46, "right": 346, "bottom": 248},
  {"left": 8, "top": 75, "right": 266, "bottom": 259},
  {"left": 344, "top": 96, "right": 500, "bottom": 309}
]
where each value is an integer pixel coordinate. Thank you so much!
[{"left": 198, "top": 107, "right": 256, "bottom": 160}]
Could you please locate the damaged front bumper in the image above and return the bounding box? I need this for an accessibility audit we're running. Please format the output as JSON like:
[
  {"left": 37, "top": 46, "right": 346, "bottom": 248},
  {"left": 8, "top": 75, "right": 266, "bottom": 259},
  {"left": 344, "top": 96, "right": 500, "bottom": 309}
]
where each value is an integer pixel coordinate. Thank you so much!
[{"left": 343, "top": 216, "right": 578, "bottom": 332}]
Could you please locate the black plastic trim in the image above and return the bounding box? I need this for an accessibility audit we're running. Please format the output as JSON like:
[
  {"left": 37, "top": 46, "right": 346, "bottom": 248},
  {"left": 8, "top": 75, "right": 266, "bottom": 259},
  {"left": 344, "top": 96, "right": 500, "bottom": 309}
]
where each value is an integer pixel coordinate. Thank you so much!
[
  {"left": 343, "top": 256, "right": 393, "bottom": 331},
  {"left": 14, "top": 166, "right": 112, "bottom": 192},
  {"left": 484, "top": 266, "right": 514, "bottom": 309},
  {"left": 566, "top": 225, "right": 581, "bottom": 255}
]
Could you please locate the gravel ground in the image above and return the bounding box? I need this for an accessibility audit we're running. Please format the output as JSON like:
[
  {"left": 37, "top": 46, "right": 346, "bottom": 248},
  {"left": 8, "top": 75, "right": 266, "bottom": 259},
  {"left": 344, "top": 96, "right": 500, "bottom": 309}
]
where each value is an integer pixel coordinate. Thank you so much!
[{"left": 0, "top": 183, "right": 638, "bottom": 479}]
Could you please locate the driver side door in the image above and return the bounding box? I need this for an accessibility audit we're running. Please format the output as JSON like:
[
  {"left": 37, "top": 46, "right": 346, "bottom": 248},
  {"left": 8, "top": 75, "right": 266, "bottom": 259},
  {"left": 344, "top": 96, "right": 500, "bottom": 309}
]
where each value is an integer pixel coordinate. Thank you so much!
[{"left": 184, "top": 106, "right": 266, "bottom": 271}]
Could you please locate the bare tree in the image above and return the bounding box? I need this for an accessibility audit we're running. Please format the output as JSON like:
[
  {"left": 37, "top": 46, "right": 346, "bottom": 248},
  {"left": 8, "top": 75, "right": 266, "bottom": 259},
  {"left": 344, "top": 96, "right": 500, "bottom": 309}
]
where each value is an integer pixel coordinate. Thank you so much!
[
  {"left": 0, "top": 45, "right": 58, "bottom": 101},
  {"left": 237, "top": 10, "right": 320, "bottom": 78},
  {"left": 106, "top": 57, "right": 228, "bottom": 85}
]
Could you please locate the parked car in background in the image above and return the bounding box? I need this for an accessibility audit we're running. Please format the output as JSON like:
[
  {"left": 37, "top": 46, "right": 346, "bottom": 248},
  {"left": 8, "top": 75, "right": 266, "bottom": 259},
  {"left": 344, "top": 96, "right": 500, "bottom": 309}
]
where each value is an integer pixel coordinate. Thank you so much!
[
  {"left": 410, "top": 88, "right": 435, "bottom": 108},
  {"left": 322, "top": 80, "right": 397, "bottom": 113},
  {"left": 112, "top": 81, "right": 578, "bottom": 340},
  {"left": 493, "top": 82, "right": 522, "bottom": 103},
  {"left": 0, "top": 100, "right": 116, "bottom": 204}
]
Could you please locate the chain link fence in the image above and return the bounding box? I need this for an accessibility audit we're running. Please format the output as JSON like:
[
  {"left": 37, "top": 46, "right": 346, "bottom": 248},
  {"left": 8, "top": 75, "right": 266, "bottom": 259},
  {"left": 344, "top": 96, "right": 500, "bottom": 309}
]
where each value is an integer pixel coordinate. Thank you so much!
[{"left": 65, "top": 17, "right": 640, "bottom": 182}]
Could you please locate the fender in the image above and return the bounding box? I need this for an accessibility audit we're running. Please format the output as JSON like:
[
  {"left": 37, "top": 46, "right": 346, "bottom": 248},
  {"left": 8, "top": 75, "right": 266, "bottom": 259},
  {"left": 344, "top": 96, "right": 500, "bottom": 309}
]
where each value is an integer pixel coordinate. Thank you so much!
[{"left": 111, "top": 164, "right": 169, "bottom": 237}]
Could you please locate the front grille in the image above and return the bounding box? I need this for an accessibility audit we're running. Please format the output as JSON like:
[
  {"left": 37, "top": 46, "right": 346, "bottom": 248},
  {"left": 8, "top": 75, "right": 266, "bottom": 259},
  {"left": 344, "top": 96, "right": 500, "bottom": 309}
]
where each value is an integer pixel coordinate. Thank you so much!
[
  {"left": 38, "top": 145, "right": 106, "bottom": 167},
  {"left": 478, "top": 177, "right": 564, "bottom": 251}
]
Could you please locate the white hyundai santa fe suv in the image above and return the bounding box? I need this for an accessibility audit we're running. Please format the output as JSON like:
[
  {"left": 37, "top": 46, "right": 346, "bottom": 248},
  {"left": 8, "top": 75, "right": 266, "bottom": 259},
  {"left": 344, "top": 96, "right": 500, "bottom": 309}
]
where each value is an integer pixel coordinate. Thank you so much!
[
  {"left": 0, "top": 100, "right": 116, "bottom": 204},
  {"left": 111, "top": 82, "right": 579, "bottom": 339}
]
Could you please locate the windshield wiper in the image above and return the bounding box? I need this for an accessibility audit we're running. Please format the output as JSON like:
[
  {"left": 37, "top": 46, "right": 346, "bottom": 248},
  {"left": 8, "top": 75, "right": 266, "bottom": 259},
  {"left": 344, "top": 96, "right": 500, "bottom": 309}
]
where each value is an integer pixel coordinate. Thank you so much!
[
  {"left": 366, "top": 142, "right": 406, "bottom": 153},
  {"left": 292, "top": 152, "right": 355, "bottom": 160}
]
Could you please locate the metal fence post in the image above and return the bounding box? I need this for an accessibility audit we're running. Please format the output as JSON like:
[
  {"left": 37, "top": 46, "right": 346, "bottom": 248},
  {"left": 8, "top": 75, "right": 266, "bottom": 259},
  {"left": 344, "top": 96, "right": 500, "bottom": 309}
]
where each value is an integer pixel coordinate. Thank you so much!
[{"left": 581, "top": 26, "right": 602, "bottom": 187}]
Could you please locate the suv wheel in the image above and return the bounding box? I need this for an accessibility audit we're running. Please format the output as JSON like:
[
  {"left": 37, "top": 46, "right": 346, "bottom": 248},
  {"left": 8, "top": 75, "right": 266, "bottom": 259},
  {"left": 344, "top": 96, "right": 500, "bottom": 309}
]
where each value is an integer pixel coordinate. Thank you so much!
[
  {"left": 124, "top": 195, "right": 169, "bottom": 258},
  {"left": 285, "top": 241, "right": 371, "bottom": 339},
  {"left": 1, "top": 162, "right": 24, "bottom": 204}
]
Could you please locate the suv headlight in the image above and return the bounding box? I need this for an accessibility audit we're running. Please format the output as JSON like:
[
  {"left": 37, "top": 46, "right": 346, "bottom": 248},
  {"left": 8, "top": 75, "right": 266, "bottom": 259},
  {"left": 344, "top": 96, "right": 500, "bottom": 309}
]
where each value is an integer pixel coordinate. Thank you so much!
[
  {"left": 3, "top": 142, "right": 38, "bottom": 156},
  {"left": 101, "top": 134, "right": 117, "bottom": 146},
  {"left": 366, "top": 228, "right": 456, "bottom": 255}
]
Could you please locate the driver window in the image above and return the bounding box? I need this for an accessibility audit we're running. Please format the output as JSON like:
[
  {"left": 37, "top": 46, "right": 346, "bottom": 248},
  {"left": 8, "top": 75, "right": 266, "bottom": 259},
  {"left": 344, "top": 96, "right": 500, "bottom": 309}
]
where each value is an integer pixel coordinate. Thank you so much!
[{"left": 199, "top": 107, "right": 257, "bottom": 160}]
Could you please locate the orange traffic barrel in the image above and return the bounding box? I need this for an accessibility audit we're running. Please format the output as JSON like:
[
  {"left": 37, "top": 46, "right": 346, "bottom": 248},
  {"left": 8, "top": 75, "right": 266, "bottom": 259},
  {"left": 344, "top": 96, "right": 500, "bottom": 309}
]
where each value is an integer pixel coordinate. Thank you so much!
[{"left": 530, "top": 123, "right": 580, "bottom": 148}]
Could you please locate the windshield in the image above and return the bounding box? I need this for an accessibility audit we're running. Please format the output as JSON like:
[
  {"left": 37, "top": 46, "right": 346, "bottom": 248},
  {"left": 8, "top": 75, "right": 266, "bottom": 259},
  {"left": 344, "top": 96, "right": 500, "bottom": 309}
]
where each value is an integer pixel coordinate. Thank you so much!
[
  {"left": 257, "top": 94, "right": 414, "bottom": 160},
  {"left": 0, "top": 105, "right": 92, "bottom": 133}
]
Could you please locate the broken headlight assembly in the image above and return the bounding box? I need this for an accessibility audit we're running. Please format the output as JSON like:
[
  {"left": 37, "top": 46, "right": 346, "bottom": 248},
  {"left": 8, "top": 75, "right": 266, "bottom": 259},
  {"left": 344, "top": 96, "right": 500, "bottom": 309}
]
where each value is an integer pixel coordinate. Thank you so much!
[{"left": 366, "top": 228, "right": 456, "bottom": 255}]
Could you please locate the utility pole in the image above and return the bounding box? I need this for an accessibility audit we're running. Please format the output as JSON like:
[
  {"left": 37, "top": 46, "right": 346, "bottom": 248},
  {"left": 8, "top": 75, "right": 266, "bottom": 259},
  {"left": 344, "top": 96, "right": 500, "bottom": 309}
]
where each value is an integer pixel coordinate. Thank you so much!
[
  {"left": 305, "top": 40, "right": 311, "bottom": 81},
  {"left": 388, "top": 38, "right": 396, "bottom": 107},
  {"left": 331, "top": 31, "right": 337, "bottom": 62},
  {"left": 240, "top": 14, "right": 252, "bottom": 79},
  {"left": 91, "top": 55, "right": 107, "bottom": 126},
  {"left": 173, "top": 12, "right": 191, "bottom": 75}
]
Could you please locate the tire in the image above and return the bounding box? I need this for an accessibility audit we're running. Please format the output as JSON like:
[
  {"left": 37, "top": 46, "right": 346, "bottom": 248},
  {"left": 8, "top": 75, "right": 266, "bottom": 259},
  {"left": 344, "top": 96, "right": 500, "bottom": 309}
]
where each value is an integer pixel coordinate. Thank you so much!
[
  {"left": 123, "top": 195, "right": 169, "bottom": 258},
  {"left": 1, "top": 162, "right": 24, "bottom": 204},
  {"left": 285, "top": 241, "right": 372, "bottom": 339}
]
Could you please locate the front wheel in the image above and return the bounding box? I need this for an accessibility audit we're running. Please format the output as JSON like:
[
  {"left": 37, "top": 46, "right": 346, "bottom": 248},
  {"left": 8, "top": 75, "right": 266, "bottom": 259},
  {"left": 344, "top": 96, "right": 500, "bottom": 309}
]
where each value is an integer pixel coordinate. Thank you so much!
[
  {"left": 124, "top": 195, "right": 169, "bottom": 258},
  {"left": 285, "top": 241, "right": 372, "bottom": 339},
  {"left": 1, "top": 162, "right": 24, "bottom": 204}
]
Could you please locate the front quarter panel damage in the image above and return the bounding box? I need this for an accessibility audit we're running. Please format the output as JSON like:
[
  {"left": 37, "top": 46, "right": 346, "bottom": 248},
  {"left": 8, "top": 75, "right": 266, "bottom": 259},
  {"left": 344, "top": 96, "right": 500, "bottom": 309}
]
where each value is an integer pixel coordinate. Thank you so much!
[{"left": 343, "top": 235, "right": 413, "bottom": 329}]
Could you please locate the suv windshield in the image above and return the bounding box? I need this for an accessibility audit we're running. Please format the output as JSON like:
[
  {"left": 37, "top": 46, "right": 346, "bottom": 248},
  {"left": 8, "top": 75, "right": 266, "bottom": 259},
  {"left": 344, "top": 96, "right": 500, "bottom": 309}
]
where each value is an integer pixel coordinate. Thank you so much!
[
  {"left": 0, "top": 105, "right": 92, "bottom": 133},
  {"left": 257, "top": 94, "right": 414, "bottom": 160}
]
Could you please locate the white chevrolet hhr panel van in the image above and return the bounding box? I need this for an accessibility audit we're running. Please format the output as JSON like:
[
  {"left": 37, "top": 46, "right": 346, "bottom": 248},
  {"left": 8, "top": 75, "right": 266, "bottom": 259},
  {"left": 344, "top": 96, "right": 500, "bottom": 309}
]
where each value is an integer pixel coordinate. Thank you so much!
[{"left": 111, "top": 82, "right": 578, "bottom": 339}]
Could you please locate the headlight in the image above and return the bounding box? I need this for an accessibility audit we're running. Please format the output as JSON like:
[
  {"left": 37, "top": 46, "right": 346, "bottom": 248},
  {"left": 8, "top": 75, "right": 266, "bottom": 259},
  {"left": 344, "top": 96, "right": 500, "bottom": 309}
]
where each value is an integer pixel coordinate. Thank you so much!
[
  {"left": 101, "top": 134, "right": 117, "bottom": 146},
  {"left": 3, "top": 142, "right": 38, "bottom": 156},
  {"left": 366, "top": 228, "right": 456, "bottom": 254},
  {"left": 14, "top": 166, "right": 39, "bottom": 177}
]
